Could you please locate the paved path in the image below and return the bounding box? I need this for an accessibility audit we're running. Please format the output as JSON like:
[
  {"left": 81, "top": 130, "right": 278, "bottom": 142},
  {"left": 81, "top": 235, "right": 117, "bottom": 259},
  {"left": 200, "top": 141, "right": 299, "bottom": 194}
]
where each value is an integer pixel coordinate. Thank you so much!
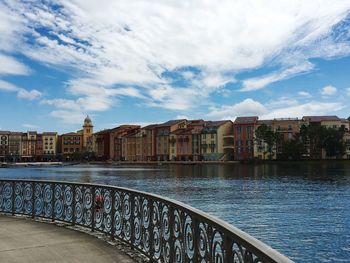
[{"left": 0, "top": 215, "right": 136, "bottom": 263}]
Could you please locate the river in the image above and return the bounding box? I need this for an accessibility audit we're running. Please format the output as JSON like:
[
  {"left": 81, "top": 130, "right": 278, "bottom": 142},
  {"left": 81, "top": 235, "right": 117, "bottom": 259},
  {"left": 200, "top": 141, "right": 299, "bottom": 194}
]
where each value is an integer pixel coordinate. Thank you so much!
[{"left": 1, "top": 162, "right": 349, "bottom": 262}]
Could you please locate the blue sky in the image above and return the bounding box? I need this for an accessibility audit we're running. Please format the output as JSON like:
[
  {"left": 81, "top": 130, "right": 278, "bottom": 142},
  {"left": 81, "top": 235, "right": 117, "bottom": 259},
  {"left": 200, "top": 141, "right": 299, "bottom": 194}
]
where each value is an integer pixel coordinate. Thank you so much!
[{"left": 1, "top": 0, "right": 350, "bottom": 133}]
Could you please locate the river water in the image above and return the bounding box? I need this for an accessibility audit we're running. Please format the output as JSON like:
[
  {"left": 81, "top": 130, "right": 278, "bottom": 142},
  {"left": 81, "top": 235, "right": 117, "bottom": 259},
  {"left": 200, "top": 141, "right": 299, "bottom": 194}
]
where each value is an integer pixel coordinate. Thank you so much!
[{"left": 1, "top": 162, "right": 349, "bottom": 262}]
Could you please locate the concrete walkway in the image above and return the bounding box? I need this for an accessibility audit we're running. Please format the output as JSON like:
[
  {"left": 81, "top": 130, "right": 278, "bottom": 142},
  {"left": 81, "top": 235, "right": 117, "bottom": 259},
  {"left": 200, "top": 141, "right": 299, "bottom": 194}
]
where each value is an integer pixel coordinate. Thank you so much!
[{"left": 0, "top": 215, "right": 136, "bottom": 263}]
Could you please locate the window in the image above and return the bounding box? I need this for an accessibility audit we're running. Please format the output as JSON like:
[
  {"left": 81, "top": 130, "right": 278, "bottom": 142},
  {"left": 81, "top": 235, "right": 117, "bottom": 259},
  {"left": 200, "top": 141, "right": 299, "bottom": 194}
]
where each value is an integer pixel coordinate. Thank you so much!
[
  {"left": 211, "top": 133, "right": 214, "bottom": 139},
  {"left": 236, "top": 127, "right": 241, "bottom": 134},
  {"left": 202, "top": 134, "right": 206, "bottom": 139}
]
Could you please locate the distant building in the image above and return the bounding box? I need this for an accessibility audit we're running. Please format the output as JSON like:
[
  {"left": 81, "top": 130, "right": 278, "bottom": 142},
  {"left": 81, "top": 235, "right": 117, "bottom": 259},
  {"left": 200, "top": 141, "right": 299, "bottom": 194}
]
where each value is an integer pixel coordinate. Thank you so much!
[
  {"left": 156, "top": 120, "right": 187, "bottom": 161},
  {"left": 233, "top": 117, "right": 258, "bottom": 160},
  {"left": 82, "top": 115, "right": 94, "bottom": 152},
  {"left": 8, "top": 132, "right": 22, "bottom": 162},
  {"left": 0, "top": 131, "right": 10, "bottom": 162},
  {"left": 42, "top": 132, "right": 57, "bottom": 160},
  {"left": 109, "top": 125, "right": 140, "bottom": 161},
  {"left": 201, "top": 120, "right": 233, "bottom": 161}
]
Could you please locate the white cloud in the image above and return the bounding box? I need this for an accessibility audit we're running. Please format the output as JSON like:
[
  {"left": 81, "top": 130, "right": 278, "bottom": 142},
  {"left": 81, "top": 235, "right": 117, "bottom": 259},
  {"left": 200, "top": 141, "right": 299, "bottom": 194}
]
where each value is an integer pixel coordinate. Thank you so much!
[
  {"left": 267, "top": 97, "right": 299, "bottom": 109},
  {"left": 207, "top": 98, "right": 344, "bottom": 120},
  {"left": 298, "top": 91, "right": 311, "bottom": 97},
  {"left": 346, "top": 87, "right": 350, "bottom": 96},
  {"left": 208, "top": 98, "right": 267, "bottom": 119},
  {"left": 241, "top": 62, "right": 314, "bottom": 91},
  {"left": 0, "top": 80, "right": 41, "bottom": 100},
  {"left": 17, "top": 89, "right": 42, "bottom": 100},
  {"left": 50, "top": 110, "right": 86, "bottom": 124},
  {"left": 320, "top": 85, "right": 337, "bottom": 96},
  {"left": 262, "top": 101, "right": 344, "bottom": 119},
  {"left": 0, "top": 54, "right": 31, "bottom": 76},
  {"left": 1, "top": 0, "right": 350, "bottom": 117}
]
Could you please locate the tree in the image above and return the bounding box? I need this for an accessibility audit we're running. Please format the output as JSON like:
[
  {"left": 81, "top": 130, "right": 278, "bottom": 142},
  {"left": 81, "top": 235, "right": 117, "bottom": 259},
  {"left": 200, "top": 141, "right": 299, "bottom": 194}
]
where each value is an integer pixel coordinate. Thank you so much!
[
  {"left": 320, "top": 126, "right": 345, "bottom": 158},
  {"left": 255, "top": 124, "right": 278, "bottom": 160}
]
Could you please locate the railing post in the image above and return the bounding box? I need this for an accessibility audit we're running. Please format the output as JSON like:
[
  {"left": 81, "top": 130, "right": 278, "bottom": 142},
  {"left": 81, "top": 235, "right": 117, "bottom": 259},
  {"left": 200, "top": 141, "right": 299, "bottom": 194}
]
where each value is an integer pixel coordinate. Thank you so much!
[
  {"left": 148, "top": 198, "right": 155, "bottom": 262},
  {"left": 91, "top": 185, "right": 96, "bottom": 232},
  {"left": 11, "top": 181, "right": 15, "bottom": 215},
  {"left": 224, "top": 234, "right": 233, "bottom": 263},
  {"left": 168, "top": 205, "right": 175, "bottom": 263},
  {"left": 111, "top": 188, "right": 116, "bottom": 239},
  {"left": 31, "top": 182, "right": 35, "bottom": 219},
  {"left": 130, "top": 193, "right": 135, "bottom": 248},
  {"left": 72, "top": 185, "right": 76, "bottom": 226},
  {"left": 51, "top": 182, "right": 55, "bottom": 222},
  {"left": 193, "top": 216, "right": 200, "bottom": 263}
]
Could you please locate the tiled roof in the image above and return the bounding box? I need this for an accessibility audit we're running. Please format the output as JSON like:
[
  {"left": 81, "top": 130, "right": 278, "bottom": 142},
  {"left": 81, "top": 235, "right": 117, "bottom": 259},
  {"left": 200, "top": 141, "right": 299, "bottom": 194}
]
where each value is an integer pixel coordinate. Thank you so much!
[
  {"left": 234, "top": 116, "right": 258, "bottom": 124},
  {"left": 42, "top": 132, "right": 57, "bottom": 135},
  {"left": 303, "top": 116, "right": 340, "bottom": 122}
]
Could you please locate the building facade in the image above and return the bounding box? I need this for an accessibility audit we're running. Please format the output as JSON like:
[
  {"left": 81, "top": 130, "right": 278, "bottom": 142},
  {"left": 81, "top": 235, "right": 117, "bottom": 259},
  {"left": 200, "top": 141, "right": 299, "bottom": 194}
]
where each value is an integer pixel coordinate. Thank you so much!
[{"left": 233, "top": 117, "right": 258, "bottom": 160}]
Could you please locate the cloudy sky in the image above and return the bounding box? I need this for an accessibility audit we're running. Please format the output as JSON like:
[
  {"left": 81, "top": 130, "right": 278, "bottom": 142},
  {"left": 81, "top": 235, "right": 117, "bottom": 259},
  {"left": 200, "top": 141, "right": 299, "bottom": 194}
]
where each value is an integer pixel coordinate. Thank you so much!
[{"left": 1, "top": 0, "right": 350, "bottom": 133}]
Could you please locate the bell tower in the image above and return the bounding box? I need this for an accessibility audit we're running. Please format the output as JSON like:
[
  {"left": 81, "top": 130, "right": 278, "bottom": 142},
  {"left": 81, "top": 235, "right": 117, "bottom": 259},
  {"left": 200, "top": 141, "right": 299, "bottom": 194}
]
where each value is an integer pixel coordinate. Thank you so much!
[{"left": 83, "top": 115, "right": 93, "bottom": 151}]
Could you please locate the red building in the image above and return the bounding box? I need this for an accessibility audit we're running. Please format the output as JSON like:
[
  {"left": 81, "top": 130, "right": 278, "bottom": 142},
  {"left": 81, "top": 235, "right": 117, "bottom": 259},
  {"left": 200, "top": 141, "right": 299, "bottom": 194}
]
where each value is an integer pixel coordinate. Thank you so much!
[
  {"left": 233, "top": 116, "right": 258, "bottom": 160},
  {"left": 95, "top": 129, "right": 111, "bottom": 160}
]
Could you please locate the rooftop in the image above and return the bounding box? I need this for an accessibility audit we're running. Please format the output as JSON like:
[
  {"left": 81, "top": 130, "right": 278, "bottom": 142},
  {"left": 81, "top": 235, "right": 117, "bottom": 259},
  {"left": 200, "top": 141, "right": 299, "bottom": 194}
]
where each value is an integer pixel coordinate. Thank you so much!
[{"left": 234, "top": 116, "right": 258, "bottom": 124}]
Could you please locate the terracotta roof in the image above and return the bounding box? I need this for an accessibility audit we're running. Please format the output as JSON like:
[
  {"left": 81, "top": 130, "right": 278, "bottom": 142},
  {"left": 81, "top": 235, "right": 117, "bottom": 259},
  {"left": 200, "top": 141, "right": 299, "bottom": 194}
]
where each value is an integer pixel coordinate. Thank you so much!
[
  {"left": 303, "top": 116, "right": 340, "bottom": 122},
  {"left": 234, "top": 116, "right": 258, "bottom": 124}
]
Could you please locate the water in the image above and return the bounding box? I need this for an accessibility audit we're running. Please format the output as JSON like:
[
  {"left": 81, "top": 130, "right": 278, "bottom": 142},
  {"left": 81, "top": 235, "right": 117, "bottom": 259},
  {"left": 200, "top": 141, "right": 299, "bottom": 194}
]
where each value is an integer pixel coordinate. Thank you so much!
[{"left": 1, "top": 162, "right": 350, "bottom": 262}]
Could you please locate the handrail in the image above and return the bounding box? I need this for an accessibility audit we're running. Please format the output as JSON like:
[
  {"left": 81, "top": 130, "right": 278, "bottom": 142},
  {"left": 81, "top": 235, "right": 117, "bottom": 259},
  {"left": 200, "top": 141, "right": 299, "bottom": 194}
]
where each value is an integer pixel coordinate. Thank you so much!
[{"left": 0, "top": 179, "right": 293, "bottom": 263}]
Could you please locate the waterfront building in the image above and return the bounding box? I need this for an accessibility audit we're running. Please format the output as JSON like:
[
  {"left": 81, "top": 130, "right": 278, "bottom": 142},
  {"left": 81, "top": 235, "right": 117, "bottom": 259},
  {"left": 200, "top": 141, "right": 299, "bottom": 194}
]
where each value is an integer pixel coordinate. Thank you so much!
[
  {"left": 141, "top": 124, "right": 158, "bottom": 161},
  {"left": 0, "top": 131, "right": 10, "bottom": 162},
  {"left": 122, "top": 130, "right": 139, "bottom": 161},
  {"left": 156, "top": 120, "right": 187, "bottom": 161},
  {"left": 21, "top": 131, "right": 37, "bottom": 161},
  {"left": 233, "top": 117, "right": 258, "bottom": 160},
  {"left": 60, "top": 132, "right": 83, "bottom": 160},
  {"left": 35, "top": 134, "right": 43, "bottom": 161},
  {"left": 8, "top": 132, "right": 22, "bottom": 162},
  {"left": 188, "top": 120, "right": 207, "bottom": 161},
  {"left": 42, "top": 132, "right": 57, "bottom": 160},
  {"left": 109, "top": 125, "right": 140, "bottom": 161},
  {"left": 201, "top": 120, "right": 233, "bottom": 161},
  {"left": 94, "top": 129, "right": 111, "bottom": 160},
  {"left": 169, "top": 128, "right": 194, "bottom": 161},
  {"left": 254, "top": 118, "right": 301, "bottom": 160}
]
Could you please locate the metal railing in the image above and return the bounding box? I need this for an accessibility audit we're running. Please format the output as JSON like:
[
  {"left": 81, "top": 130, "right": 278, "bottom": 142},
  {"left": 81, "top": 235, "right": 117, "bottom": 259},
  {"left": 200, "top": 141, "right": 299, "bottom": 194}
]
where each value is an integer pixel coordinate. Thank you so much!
[{"left": 0, "top": 179, "right": 293, "bottom": 263}]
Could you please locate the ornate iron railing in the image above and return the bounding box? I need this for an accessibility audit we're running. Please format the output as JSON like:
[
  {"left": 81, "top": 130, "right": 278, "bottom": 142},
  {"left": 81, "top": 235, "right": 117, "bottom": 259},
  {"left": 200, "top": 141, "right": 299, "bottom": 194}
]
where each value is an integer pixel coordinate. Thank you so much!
[{"left": 0, "top": 179, "right": 293, "bottom": 263}]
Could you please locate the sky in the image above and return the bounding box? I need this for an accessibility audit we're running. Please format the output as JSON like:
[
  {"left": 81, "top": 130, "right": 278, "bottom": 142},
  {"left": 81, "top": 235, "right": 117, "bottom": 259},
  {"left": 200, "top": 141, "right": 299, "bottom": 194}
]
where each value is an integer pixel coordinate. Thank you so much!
[{"left": 1, "top": 0, "right": 350, "bottom": 133}]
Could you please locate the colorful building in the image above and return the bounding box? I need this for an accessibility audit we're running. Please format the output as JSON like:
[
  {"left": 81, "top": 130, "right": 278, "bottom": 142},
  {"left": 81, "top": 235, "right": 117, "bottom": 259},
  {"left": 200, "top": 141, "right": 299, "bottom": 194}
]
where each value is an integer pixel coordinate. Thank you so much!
[
  {"left": 60, "top": 132, "right": 83, "bottom": 159},
  {"left": 94, "top": 129, "right": 111, "bottom": 160},
  {"left": 109, "top": 125, "right": 140, "bottom": 161},
  {"left": 8, "top": 132, "right": 22, "bottom": 162},
  {"left": 42, "top": 132, "right": 57, "bottom": 160},
  {"left": 233, "top": 117, "right": 258, "bottom": 160},
  {"left": 201, "top": 120, "right": 233, "bottom": 161},
  {"left": 156, "top": 120, "right": 187, "bottom": 161},
  {"left": 0, "top": 131, "right": 10, "bottom": 162}
]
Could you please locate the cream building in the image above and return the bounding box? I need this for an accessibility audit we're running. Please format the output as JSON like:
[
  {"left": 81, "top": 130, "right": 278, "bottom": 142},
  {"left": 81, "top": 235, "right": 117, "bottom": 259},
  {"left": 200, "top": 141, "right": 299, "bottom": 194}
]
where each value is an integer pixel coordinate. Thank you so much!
[{"left": 42, "top": 132, "right": 57, "bottom": 157}]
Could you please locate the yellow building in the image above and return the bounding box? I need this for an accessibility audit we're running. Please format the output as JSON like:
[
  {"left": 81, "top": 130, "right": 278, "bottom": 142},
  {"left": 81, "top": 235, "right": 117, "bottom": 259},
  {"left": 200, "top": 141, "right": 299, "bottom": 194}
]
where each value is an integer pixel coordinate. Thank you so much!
[
  {"left": 42, "top": 132, "right": 57, "bottom": 159},
  {"left": 200, "top": 120, "right": 233, "bottom": 161},
  {"left": 82, "top": 115, "right": 94, "bottom": 152}
]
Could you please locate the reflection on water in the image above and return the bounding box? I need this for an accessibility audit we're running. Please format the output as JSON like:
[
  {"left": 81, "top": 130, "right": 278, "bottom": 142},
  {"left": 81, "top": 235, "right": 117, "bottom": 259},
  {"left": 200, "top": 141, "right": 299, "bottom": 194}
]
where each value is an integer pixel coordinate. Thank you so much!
[{"left": 1, "top": 162, "right": 350, "bottom": 262}]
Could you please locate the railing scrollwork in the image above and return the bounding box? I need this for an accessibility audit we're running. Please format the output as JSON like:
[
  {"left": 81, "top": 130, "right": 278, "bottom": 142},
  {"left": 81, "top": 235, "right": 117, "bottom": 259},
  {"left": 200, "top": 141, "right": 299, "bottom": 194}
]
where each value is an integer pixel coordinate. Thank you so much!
[{"left": 0, "top": 179, "right": 293, "bottom": 263}]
